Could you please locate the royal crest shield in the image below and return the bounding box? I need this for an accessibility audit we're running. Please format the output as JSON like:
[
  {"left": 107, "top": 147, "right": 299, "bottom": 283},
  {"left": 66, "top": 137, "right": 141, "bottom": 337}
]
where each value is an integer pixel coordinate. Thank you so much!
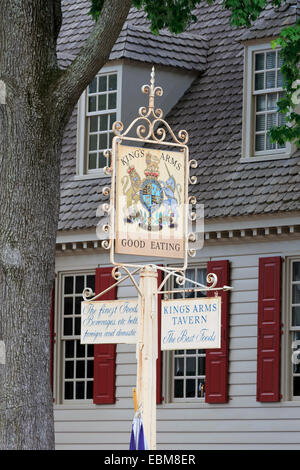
[{"left": 115, "top": 144, "right": 186, "bottom": 258}]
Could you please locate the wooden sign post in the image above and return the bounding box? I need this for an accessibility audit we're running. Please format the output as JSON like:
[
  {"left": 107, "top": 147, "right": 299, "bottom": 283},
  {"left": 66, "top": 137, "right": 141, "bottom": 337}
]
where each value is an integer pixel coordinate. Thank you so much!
[{"left": 136, "top": 265, "right": 158, "bottom": 450}]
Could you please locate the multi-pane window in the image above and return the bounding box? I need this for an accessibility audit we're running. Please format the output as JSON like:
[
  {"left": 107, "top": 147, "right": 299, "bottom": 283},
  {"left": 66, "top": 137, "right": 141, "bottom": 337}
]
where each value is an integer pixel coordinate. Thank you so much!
[
  {"left": 171, "top": 267, "right": 207, "bottom": 400},
  {"left": 61, "top": 273, "right": 95, "bottom": 401},
  {"left": 291, "top": 260, "right": 300, "bottom": 397},
  {"left": 253, "top": 49, "right": 285, "bottom": 154},
  {"left": 86, "top": 72, "right": 118, "bottom": 172}
]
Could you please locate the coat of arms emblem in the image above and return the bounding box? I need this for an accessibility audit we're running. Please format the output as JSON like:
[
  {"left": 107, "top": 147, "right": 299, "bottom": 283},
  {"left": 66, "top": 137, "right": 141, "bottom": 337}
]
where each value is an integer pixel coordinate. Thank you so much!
[{"left": 121, "top": 151, "right": 181, "bottom": 231}]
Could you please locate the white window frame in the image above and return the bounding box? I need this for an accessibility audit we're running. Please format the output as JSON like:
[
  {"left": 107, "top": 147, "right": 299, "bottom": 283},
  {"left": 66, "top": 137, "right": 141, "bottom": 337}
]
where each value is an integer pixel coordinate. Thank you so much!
[
  {"left": 241, "top": 42, "right": 293, "bottom": 162},
  {"left": 55, "top": 270, "right": 96, "bottom": 404},
  {"left": 163, "top": 264, "right": 207, "bottom": 403},
  {"left": 76, "top": 64, "right": 122, "bottom": 180},
  {"left": 285, "top": 257, "right": 300, "bottom": 401}
]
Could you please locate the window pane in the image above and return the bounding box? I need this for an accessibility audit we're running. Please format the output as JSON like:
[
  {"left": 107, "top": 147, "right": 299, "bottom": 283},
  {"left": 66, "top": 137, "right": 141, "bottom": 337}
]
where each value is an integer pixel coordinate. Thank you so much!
[
  {"left": 108, "top": 93, "right": 117, "bottom": 109},
  {"left": 64, "top": 318, "right": 73, "bottom": 336},
  {"left": 278, "top": 113, "right": 286, "bottom": 127},
  {"left": 255, "top": 53, "right": 264, "bottom": 71},
  {"left": 277, "top": 70, "right": 283, "bottom": 88},
  {"left": 292, "top": 307, "right": 300, "bottom": 327},
  {"left": 197, "top": 269, "right": 206, "bottom": 286},
  {"left": 174, "top": 380, "right": 184, "bottom": 398},
  {"left": 186, "top": 379, "right": 196, "bottom": 398},
  {"left": 76, "top": 339, "right": 85, "bottom": 358},
  {"left": 256, "top": 114, "right": 265, "bottom": 132},
  {"left": 64, "top": 382, "right": 73, "bottom": 400},
  {"left": 87, "top": 275, "right": 95, "bottom": 293},
  {"left": 278, "top": 53, "right": 284, "bottom": 68},
  {"left": 198, "top": 356, "right": 205, "bottom": 375},
  {"left": 266, "top": 135, "right": 276, "bottom": 150},
  {"left": 293, "top": 262, "right": 300, "bottom": 281},
  {"left": 87, "top": 344, "right": 94, "bottom": 357},
  {"left": 186, "top": 357, "right": 196, "bottom": 376},
  {"left": 98, "top": 75, "right": 107, "bottom": 92},
  {"left": 256, "top": 95, "right": 266, "bottom": 112},
  {"left": 267, "top": 113, "right": 277, "bottom": 130},
  {"left": 109, "top": 132, "right": 113, "bottom": 148},
  {"left": 174, "top": 357, "right": 184, "bottom": 376},
  {"left": 110, "top": 113, "right": 117, "bottom": 127},
  {"left": 64, "top": 276, "right": 74, "bottom": 294},
  {"left": 87, "top": 381, "right": 93, "bottom": 399},
  {"left": 75, "top": 276, "right": 84, "bottom": 294},
  {"left": 255, "top": 73, "right": 264, "bottom": 91},
  {"left": 98, "top": 94, "right": 106, "bottom": 110},
  {"left": 197, "top": 378, "right": 205, "bottom": 398},
  {"left": 99, "top": 133, "right": 107, "bottom": 150},
  {"left": 65, "top": 361, "right": 74, "bottom": 379},
  {"left": 293, "top": 332, "right": 300, "bottom": 374},
  {"left": 266, "top": 51, "right": 276, "bottom": 69},
  {"left": 88, "top": 96, "right": 96, "bottom": 112},
  {"left": 89, "top": 77, "right": 97, "bottom": 94},
  {"left": 185, "top": 269, "right": 195, "bottom": 290},
  {"left": 255, "top": 134, "right": 265, "bottom": 151},
  {"left": 266, "top": 71, "right": 276, "bottom": 89},
  {"left": 88, "top": 153, "right": 97, "bottom": 170},
  {"left": 89, "top": 116, "right": 98, "bottom": 132},
  {"left": 89, "top": 134, "right": 97, "bottom": 151},
  {"left": 76, "top": 382, "right": 85, "bottom": 399},
  {"left": 109, "top": 74, "right": 117, "bottom": 91},
  {"left": 293, "top": 377, "right": 300, "bottom": 396},
  {"left": 100, "top": 114, "right": 108, "bottom": 131},
  {"left": 65, "top": 340, "right": 74, "bottom": 358},
  {"left": 74, "top": 297, "right": 82, "bottom": 316},
  {"left": 267, "top": 93, "right": 277, "bottom": 110},
  {"left": 76, "top": 361, "right": 85, "bottom": 378},
  {"left": 292, "top": 285, "right": 300, "bottom": 304},
  {"left": 75, "top": 317, "right": 81, "bottom": 336},
  {"left": 98, "top": 152, "right": 106, "bottom": 169},
  {"left": 64, "top": 297, "right": 73, "bottom": 315},
  {"left": 87, "top": 360, "right": 94, "bottom": 378}
]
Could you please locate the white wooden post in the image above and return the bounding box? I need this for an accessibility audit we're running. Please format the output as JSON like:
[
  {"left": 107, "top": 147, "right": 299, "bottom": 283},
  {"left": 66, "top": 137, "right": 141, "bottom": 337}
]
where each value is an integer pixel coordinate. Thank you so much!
[{"left": 136, "top": 265, "right": 158, "bottom": 450}]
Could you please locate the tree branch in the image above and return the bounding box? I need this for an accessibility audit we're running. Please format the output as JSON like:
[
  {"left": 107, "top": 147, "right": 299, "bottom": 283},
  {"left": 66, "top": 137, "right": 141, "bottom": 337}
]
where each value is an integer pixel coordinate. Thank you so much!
[
  {"left": 53, "top": 0, "right": 132, "bottom": 120},
  {"left": 52, "top": 0, "right": 62, "bottom": 42}
]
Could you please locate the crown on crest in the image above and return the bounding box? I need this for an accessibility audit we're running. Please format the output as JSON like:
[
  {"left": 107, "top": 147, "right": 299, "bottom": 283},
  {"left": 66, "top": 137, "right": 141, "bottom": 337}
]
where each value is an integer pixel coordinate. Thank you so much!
[{"left": 144, "top": 152, "right": 160, "bottom": 178}]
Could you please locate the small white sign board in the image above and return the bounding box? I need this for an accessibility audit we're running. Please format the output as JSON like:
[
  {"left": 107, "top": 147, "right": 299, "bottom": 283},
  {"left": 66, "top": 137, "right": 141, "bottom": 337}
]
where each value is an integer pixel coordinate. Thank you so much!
[
  {"left": 161, "top": 297, "right": 221, "bottom": 350},
  {"left": 81, "top": 299, "right": 138, "bottom": 344}
]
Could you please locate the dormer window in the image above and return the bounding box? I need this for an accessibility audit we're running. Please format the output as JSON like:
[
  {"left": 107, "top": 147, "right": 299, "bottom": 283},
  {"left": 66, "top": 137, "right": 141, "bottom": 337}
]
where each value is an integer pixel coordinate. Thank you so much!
[
  {"left": 76, "top": 65, "right": 122, "bottom": 178},
  {"left": 242, "top": 43, "right": 292, "bottom": 161},
  {"left": 253, "top": 49, "right": 285, "bottom": 153}
]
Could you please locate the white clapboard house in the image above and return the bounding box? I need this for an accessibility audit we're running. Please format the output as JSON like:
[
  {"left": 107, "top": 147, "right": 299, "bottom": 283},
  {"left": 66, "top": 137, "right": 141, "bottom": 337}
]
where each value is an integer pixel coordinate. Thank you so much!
[{"left": 52, "top": 0, "right": 300, "bottom": 449}]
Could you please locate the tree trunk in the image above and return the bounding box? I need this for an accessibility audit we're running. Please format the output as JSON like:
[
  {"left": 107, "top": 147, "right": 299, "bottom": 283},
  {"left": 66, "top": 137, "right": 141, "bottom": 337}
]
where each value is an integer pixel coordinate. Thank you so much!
[
  {"left": 0, "top": 1, "right": 62, "bottom": 450},
  {"left": 0, "top": 0, "right": 132, "bottom": 449}
]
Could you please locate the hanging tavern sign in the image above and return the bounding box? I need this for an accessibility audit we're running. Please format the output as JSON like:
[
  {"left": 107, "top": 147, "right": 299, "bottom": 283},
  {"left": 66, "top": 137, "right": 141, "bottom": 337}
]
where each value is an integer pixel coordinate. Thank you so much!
[
  {"left": 161, "top": 296, "right": 221, "bottom": 350},
  {"left": 115, "top": 144, "right": 186, "bottom": 258},
  {"left": 99, "top": 67, "right": 197, "bottom": 269},
  {"left": 81, "top": 299, "right": 138, "bottom": 344}
]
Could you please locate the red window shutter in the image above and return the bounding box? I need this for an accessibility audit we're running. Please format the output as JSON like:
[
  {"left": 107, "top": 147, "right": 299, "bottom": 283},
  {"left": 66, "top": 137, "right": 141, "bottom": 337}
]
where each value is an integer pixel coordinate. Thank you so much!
[
  {"left": 257, "top": 256, "right": 282, "bottom": 402},
  {"left": 156, "top": 267, "right": 163, "bottom": 404},
  {"left": 93, "top": 267, "right": 117, "bottom": 404},
  {"left": 205, "top": 260, "right": 230, "bottom": 404}
]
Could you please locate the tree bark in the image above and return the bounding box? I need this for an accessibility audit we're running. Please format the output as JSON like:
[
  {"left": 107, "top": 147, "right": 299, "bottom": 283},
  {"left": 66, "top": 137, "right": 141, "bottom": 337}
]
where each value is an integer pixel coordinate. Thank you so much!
[{"left": 0, "top": 0, "right": 131, "bottom": 449}]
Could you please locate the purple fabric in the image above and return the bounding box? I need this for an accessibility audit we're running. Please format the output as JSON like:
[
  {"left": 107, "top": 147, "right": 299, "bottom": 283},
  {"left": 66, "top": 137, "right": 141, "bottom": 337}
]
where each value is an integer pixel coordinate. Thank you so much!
[
  {"left": 129, "top": 425, "right": 136, "bottom": 450},
  {"left": 138, "top": 422, "right": 145, "bottom": 450}
]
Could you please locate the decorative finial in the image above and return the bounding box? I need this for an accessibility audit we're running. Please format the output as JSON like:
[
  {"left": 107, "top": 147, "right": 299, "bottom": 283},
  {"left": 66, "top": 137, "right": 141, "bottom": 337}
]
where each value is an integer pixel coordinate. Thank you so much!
[{"left": 150, "top": 66, "right": 155, "bottom": 90}]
